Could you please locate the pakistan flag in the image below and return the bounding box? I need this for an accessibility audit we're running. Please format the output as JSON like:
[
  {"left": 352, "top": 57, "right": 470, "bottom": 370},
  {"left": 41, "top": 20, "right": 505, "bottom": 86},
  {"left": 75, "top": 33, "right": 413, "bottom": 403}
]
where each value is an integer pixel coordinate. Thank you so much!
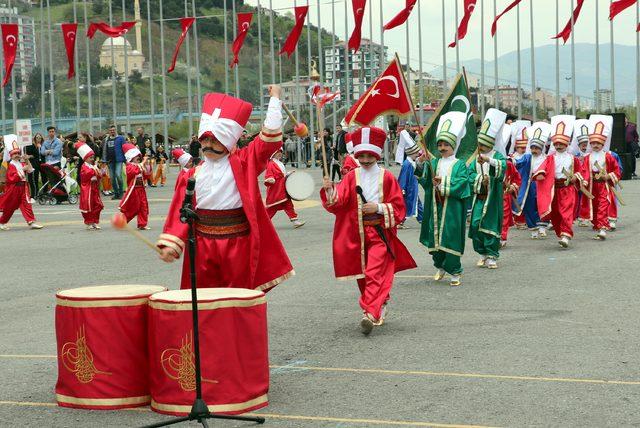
[{"left": 420, "top": 72, "right": 477, "bottom": 162}]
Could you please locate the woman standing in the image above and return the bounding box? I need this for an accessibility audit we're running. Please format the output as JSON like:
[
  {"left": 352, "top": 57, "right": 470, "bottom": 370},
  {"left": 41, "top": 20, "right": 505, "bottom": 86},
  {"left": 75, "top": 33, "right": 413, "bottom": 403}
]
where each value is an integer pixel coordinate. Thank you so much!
[{"left": 25, "top": 133, "right": 45, "bottom": 199}]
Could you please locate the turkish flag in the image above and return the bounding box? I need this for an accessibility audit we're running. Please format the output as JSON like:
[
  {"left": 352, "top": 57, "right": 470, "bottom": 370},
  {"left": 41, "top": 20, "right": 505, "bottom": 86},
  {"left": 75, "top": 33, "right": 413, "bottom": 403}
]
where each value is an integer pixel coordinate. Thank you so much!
[
  {"left": 168, "top": 17, "right": 195, "bottom": 73},
  {"left": 345, "top": 56, "right": 412, "bottom": 126},
  {"left": 491, "top": 0, "right": 524, "bottom": 37},
  {"left": 86, "top": 21, "right": 136, "bottom": 39},
  {"left": 449, "top": 0, "right": 477, "bottom": 48},
  {"left": 610, "top": 0, "right": 636, "bottom": 20},
  {"left": 61, "top": 23, "right": 78, "bottom": 79},
  {"left": 552, "top": 0, "right": 584, "bottom": 44},
  {"left": 383, "top": 0, "right": 417, "bottom": 31},
  {"left": 348, "top": 0, "right": 366, "bottom": 52},
  {"left": 231, "top": 13, "right": 253, "bottom": 68},
  {"left": 1, "top": 23, "right": 18, "bottom": 88},
  {"left": 279, "top": 6, "right": 308, "bottom": 58}
]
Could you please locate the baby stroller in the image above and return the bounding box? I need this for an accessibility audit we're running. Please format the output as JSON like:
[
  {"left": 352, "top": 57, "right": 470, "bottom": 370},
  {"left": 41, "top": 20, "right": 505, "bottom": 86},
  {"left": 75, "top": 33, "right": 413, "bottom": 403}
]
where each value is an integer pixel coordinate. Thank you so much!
[{"left": 36, "top": 162, "right": 78, "bottom": 205}]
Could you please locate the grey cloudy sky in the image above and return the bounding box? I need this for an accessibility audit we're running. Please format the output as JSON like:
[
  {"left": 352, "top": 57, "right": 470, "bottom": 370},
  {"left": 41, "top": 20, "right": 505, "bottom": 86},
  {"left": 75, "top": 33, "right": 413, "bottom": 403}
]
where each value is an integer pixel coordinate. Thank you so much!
[{"left": 246, "top": 0, "right": 640, "bottom": 74}]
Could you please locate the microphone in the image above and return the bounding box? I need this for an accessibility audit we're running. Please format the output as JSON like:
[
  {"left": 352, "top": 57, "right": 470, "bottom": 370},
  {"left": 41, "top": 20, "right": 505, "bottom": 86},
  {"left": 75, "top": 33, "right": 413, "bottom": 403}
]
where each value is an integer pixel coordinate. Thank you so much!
[{"left": 180, "top": 178, "right": 197, "bottom": 223}]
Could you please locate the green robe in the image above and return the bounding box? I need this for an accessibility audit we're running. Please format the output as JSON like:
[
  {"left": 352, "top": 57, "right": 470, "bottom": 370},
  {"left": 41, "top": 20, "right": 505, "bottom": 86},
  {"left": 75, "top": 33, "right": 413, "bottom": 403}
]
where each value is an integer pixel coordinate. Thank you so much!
[
  {"left": 468, "top": 151, "right": 506, "bottom": 240},
  {"left": 417, "top": 157, "right": 471, "bottom": 257}
]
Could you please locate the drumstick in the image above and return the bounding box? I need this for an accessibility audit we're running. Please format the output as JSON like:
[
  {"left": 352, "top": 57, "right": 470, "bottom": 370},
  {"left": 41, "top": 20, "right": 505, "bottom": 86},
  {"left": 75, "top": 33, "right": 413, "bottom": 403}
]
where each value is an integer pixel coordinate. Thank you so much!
[{"left": 111, "top": 213, "right": 162, "bottom": 254}]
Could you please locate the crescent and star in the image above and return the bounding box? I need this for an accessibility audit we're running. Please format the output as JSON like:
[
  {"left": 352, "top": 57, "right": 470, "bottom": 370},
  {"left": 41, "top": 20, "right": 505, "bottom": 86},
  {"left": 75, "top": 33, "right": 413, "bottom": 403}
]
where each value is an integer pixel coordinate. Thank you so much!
[{"left": 370, "top": 75, "right": 400, "bottom": 99}]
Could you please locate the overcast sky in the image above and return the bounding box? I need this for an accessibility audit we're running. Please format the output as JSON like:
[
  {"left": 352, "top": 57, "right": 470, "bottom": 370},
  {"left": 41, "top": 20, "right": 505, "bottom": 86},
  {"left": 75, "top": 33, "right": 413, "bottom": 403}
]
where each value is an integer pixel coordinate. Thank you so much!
[{"left": 246, "top": 0, "right": 640, "bottom": 74}]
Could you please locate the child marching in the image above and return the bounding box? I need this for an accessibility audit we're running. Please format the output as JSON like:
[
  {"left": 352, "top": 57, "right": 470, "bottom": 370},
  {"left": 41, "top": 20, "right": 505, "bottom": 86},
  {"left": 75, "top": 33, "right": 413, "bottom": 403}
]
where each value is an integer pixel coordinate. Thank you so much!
[
  {"left": 76, "top": 142, "right": 104, "bottom": 230},
  {"left": 321, "top": 126, "right": 416, "bottom": 334},
  {"left": 509, "top": 120, "right": 531, "bottom": 229},
  {"left": 119, "top": 143, "right": 151, "bottom": 230},
  {"left": 397, "top": 140, "right": 423, "bottom": 228},
  {"left": 340, "top": 133, "right": 360, "bottom": 176},
  {"left": 496, "top": 123, "right": 522, "bottom": 248},
  {"left": 264, "top": 148, "right": 306, "bottom": 228}
]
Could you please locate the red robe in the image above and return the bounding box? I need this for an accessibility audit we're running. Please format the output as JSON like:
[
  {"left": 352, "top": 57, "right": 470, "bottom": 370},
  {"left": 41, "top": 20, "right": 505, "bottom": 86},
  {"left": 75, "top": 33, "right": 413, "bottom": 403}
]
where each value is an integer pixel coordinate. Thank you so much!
[
  {"left": 0, "top": 161, "right": 35, "bottom": 224},
  {"left": 157, "top": 131, "right": 294, "bottom": 292},
  {"left": 341, "top": 154, "right": 359, "bottom": 176},
  {"left": 119, "top": 163, "right": 151, "bottom": 228},
  {"left": 264, "top": 159, "right": 288, "bottom": 208},
  {"left": 534, "top": 154, "right": 584, "bottom": 238},
  {"left": 501, "top": 160, "right": 522, "bottom": 241},
  {"left": 579, "top": 152, "right": 621, "bottom": 230},
  {"left": 79, "top": 163, "right": 104, "bottom": 225}
]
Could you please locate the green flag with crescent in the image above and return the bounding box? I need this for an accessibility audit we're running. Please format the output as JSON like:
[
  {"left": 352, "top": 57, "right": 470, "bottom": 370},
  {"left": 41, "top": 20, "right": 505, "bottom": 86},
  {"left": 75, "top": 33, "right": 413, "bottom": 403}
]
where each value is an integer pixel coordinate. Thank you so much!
[{"left": 420, "top": 71, "right": 477, "bottom": 162}]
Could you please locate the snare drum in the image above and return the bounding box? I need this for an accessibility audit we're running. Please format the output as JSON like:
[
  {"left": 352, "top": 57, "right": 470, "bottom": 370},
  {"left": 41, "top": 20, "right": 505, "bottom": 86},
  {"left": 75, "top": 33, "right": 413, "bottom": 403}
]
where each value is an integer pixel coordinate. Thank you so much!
[
  {"left": 285, "top": 171, "right": 315, "bottom": 201},
  {"left": 55, "top": 284, "right": 167, "bottom": 409},
  {"left": 148, "top": 288, "right": 269, "bottom": 416}
]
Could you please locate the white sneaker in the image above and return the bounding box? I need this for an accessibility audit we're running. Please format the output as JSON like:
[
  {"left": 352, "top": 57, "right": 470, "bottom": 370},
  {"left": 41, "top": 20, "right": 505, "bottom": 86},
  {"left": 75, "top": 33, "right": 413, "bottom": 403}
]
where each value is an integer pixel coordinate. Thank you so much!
[
  {"left": 559, "top": 236, "right": 570, "bottom": 248},
  {"left": 434, "top": 268, "right": 446, "bottom": 281},
  {"left": 0, "top": 224, "right": 9, "bottom": 231},
  {"left": 609, "top": 221, "right": 617, "bottom": 230},
  {"left": 595, "top": 229, "right": 607, "bottom": 240},
  {"left": 93, "top": 224, "right": 101, "bottom": 230},
  {"left": 539, "top": 227, "right": 547, "bottom": 238},
  {"left": 29, "top": 223, "right": 43, "bottom": 230},
  {"left": 500, "top": 240, "right": 507, "bottom": 248},
  {"left": 138, "top": 226, "right": 151, "bottom": 230},
  {"left": 86, "top": 225, "right": 93, "bottom": 230},
  {"left": 485, "top": 258, "right": 498, "bottom": 269},
  {"left": 376, "top": 305, "right": 388, "bottom": 326},
  {"left": 360, "top": 314, "right": 375, "bottom": 335},
  {"left": 476, "top": 257, "right": 487, "bottom": 267},
  {"left": 530, "top": 231, "right": 539, "bottom": 240},
  {"left": 29, "top": 198, "right": 35, "bottom": 204},
  {"left": 450, "top": 274, "right": 461, "bottom": 286},
  {"left": 292, "top": 220, "right": 306, "bottom": 228}
]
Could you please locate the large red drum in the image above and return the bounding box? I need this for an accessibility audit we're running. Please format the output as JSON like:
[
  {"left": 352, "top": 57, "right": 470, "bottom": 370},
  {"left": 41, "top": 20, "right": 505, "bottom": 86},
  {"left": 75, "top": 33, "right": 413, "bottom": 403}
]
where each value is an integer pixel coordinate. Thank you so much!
[
  {"left": 148, "top": 288, "right": 269, "bottom": 416},
  {"left": 55, "top": 284, "right": 167, "bottom": 410}
]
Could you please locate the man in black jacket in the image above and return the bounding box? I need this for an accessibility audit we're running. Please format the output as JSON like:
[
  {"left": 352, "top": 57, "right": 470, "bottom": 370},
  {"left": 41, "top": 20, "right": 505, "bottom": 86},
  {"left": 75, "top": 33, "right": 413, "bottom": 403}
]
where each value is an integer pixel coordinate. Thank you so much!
[{"left": 334, "top": 124, "right": 347, "bottom": 157}]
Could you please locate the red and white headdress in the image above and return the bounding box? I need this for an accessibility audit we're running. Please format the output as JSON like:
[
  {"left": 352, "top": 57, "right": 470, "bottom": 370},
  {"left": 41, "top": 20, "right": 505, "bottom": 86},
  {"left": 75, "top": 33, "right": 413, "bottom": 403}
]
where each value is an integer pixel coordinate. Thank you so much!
[
  {"left": 587, "top": 114, "right": 613, "bottom": 152},
  {"left": 74, "top": 142, "right": 94, "bottom": 161},
  {"left": 550, "top": 115, "right": 576, "bottom": 146},
  {"left": 5, "top": 134, "right": 20, "bottom": 157},
  {"left": 198, "top": 93, "right": 253, "bottom": 152},
  {"left": 351, "top": 126, "right": 386, "bottom": 160},
  {"left": 123, "top": 143, "right": 141, "bottom": 162},
  {"left": 345, "top": 132, "right": 354, "bottom": 154},
  {"left": 171, "top": 148, "right": 192, "bottom": 168}
]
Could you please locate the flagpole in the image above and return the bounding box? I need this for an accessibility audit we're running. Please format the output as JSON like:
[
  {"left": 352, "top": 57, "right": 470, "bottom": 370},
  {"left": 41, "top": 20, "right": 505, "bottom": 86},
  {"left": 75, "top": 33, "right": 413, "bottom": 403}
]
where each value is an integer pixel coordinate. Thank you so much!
[
  {"left": 610, "top": 0, "right": 615, "bottom": 111},
  {"left": 480, "top": 0, "right": 485, "bottom": 117},
  {"left": 344, "top": 0, "right": 350, "bottom": 109},
  {"left": 441, "top": 0, "right": 447, "bottom": 93},
  {"left": 9, "top": 0, "right": 17, "bottom": 129},
  {"left": 159, "top": 0, "right": 169, "bottom": 151},
  {"left": 146, "top": 0, "right": 156, "bottom": 145},
  {"left": 595, "top": 0, "right": 600, "bottom": 113},
  {"left": 269, "top": 0, "right": 275, "bottom": 83},
  {"left": 108, "top": 0, "right": 116, "bottom": 128},
  {"left": 636, "top": 0, "right": 639, "bottom": 124},
  {"left": 122, "top": 0, "right": 131, "bottom": 132},
  {"left": 379, "top": 0, "right": 384, "bottom": 74},
  {"left": 83, "top": 0, "right": 93, "bottom": 132},
  {"left": 493, "top": 0, "right": 499, "bottom": 109},
  {"left": 516, "top": 2, "right": 522, "bottom": 118},
  {"left": 232, "top": 1, "right": 239, "bottom": 98},
  {"left": 73, "top": 1, "right": 80, "bottom": 132},
  {"left": 257, "top": 0, "right": 264, "bottom": 120},
  {"left": 530, "top": 0, "right": 536, "bottom": 121},
  {"left": 332, "top": 0, "right": 337, "bottom": 131},
  {"left": 223, "top": 1, "right": 229, "bottom": 94},
  {"left": 294, "top": 0, "right": 300, "bottom": 122},
  {"left": 191, "top": 0, "right": 201, "bottom": 113},
  {"left": 555, "top": 0, "right": 560, "bottom": 114},
  {"left": 570, "top": 0, "right": 576, "bottom": 115},
  {"left": 418, "top": 0, "right": 424, "bottom": 124},
  {"left": 0, "top": 8, "right": 5, "bottom": 134},
  {"left": 47, "top": 0, "right": 56, "bottom": 125},
  {"left": 307, "top": 0, "right": 316, "bottom": 169},
  {"left": 39, "top": 0, "right": 45, "bottom": 132},
  {"left": 405, "top": 6, "right": 410, "bottom": 103},
  {"left": 455, "top": 0, "right": 460, "bottom": 72},
  {"left": 184, "top": 0, "right": 193, "bottom": 138}
]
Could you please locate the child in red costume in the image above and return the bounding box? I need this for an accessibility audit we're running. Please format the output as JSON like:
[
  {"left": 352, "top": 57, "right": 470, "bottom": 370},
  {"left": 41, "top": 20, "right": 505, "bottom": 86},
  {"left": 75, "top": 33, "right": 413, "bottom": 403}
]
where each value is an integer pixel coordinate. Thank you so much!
[
  {"left": 0, "top": 138, "right": 43, "bottom": 230},
  {"left": 171, "top": 148, "right": 193, "bottom": 191},
  {"left": 264, "top": 148, "right": 305, "bottom": 228},
  {"left": 340, "top": 133, "right": 360, "bottom": 176},
  {"left": 509, "top": 121, "right": 530, "bottom": 229},
  {"left": 76, "top": 142, "right": 104, "bottom": 230},
  {"left": 119, "top": 143, "right": 151, "bottom": 230},
  {"left": 321, "top": 126, "right": 416, "bottom": 335}
]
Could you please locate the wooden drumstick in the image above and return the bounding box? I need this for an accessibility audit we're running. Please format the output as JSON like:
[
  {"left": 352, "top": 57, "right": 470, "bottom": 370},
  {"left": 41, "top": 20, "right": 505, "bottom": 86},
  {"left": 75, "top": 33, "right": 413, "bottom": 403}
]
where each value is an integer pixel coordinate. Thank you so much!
[{"left": 111, "top": 213, "right": 161, "bottom": 254}]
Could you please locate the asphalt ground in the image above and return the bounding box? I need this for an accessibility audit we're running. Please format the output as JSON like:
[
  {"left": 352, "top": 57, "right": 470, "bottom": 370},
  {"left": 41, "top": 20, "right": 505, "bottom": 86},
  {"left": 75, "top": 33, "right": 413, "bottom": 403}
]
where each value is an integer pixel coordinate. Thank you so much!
[{"left": 1, "top": 164, "right": 640, "bottom": 427}]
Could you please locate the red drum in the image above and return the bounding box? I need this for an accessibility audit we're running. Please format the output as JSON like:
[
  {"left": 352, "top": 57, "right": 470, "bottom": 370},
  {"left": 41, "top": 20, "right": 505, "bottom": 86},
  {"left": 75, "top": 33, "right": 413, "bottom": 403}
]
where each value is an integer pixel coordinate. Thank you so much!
[
  {"left": 148, "top": 288, "right": 269, "bottom": 416},
  {"left": 55, "top": 284, "right": 167, "bottom": 410}
]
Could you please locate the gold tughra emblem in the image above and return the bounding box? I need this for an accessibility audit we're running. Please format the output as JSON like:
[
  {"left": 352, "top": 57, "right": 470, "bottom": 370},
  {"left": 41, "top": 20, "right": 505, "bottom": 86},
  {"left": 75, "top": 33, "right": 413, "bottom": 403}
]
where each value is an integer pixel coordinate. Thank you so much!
[
  {"left": 61, "top": 325, "right": 111, "bottom": 383},
  {"left": 161, "top": 331, "right": 218, "bottom": 391}
]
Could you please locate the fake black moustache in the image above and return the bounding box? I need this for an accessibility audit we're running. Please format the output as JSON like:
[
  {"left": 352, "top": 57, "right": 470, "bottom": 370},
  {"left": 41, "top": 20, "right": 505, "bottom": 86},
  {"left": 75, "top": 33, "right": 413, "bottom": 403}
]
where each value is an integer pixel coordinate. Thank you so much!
[{"left": 202, "top": 147, "right": 225, "bottom": 155}]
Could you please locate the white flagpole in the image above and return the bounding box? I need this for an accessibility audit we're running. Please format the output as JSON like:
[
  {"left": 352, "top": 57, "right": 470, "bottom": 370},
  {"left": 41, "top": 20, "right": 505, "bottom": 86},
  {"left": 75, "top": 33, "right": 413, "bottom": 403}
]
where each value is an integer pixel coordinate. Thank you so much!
[
  {"left": 418, "top": 0, "right": 424, "bottom": 123},
  {"left": 83, "top": 0, "right": 93, "bottom": 132},
  {"left": 494, "top": 0, "right": 499, "bottom": 108},
  {"left": 307, "top": 0, "right": 316, "bottom": 168},
  {"left": 159, "top": 0, "right": 169, "bottom": 151},
  {"left": 595, "top": 0, "right": 600, "bottom": 113},
  {"left": 47, "top": 0, "right": 56, "bottom": 125},
  {"left": 184, "top": 0, "right": 193, "bottom": 138},
  {"left": 516, "top": 2, "right": 522, "bottom": 118},
  {"left": 191, "top": 0, "right": 201, "bottom": 113},
  {"left": 442, "top": 0, "right": 448, "bottom": 93},
  {"left": 223, "top": 0, "right": 229, "bottom": 94},
  {"left": 379, "top": 0, "right": 384, "bottom": 75},
  {"left": 122, "top": 0, "right": 131, "bottom": 132},
  {"left": 610, "top": 0, "right": 615, "bottom": 111},
  {"left": 146, "top": 0, "right": 156, "bottom": 144},
  {"left": 530, "top": 0, "right": 536, "bottom": 121},
  {"left": 571, "top": 0, "right": 576, "bottom": 115},
  {"left": 73, "top": 1, "right": 80, "bottom": 132},
  {"left": 39, "top": 0, "right": 45, "bottom": 131},
  {"left": 344, "top": 0, "right": 350, "bottom": 107},
  {"left": 0, "top": 4, "right": 5, "bottom": 134},
  {"left": 405, "top": 5, "right": 410, "bottom": 101},
  {"left": 480, "top": 0, "right": 485, "bottom": 117},
  {"left": 269, "top": 0, "right": 275, "bottom": 83},
  {"left": 636, "top": 0, "right": 639, "bottom": 123},
  {"left": 232, "top": 0, "right": 239, "bottom": 97},
  {"left": 294, "top": 0, "right": 300, "bottom": 121},
  {"left": 332, "top": 0, "right": 337, "bottom": 131},
  {"left": 555, "top": 0, "right": 560, "bottom": 113},
  {"left": 455, "top": 0, "right": 460, "bottom": 72},
  {"left": 108, "top": 0, "right": 116, "bottom": 127},
  {"left": 257, "top": 0, "right": 264, "bottom": 120},
  {"left": 9, "top": 0, "right": 17, "bottom": 129}
]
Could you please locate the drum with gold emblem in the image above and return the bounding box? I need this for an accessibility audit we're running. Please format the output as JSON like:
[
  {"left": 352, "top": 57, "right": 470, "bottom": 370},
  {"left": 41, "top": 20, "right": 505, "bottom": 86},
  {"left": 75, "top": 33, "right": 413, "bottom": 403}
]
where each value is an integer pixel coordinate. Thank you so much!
[
  {"left": 148, "top": 288, "right": 269, "bottom": 416},
  {"left": 55, "top": 284, "right": 167, "bottom": 409}
]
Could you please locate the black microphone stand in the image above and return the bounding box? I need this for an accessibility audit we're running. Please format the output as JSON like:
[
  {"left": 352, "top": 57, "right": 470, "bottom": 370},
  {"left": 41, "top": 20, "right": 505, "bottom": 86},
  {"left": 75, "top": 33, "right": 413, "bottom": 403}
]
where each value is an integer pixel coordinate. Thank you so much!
[{"left": 144, "top": 182, "right": 264, "bottom": 428}]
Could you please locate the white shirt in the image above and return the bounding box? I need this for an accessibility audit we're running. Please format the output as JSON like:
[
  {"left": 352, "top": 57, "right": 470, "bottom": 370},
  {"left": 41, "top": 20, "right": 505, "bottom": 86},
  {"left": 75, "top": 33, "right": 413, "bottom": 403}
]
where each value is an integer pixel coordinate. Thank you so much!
[
  {"left": 531, "top": 154, "right": 545, "bottom": 174},
  {"left": 589, "top": 150, "right": 606, "bottom": 172},
  {"left": 359, "top": 164, "right": 381, "bottom": 204},
  {"left": 475, "top": 150, "right": 497, "bottom": 175},
  {"left": 273, "top": 158, "right": 286, "bottom": 175},
  {"left": 512, "top": 152, "right": 524, "bottom": 161},
  {"left": 554, "top": 151, "right": 574, "bottom": 179},
  {"left": 436, "top": 155, "right": 457, "bottom": 178},
  {"left": 9, "top": 159, "right": 25, "bottom": 180},
  {"left": 195, "top": 155, "right": 243, "bottom": 210}
]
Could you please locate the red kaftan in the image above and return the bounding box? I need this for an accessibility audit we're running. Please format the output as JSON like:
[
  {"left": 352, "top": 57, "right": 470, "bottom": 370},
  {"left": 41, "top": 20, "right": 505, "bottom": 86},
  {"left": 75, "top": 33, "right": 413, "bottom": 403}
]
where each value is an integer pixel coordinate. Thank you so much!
[
  {"left": 578, "top": 152, "right": 621, "bottom": 230},
  {"left": 340, "top": 155, "right": 360, "bottom": 176},
  {"left": 0, "top": 161, "right": 35, "bottom": 224},
  {"left": 119, "top": 163, "right": 150, "bottom": 228},
  {"left": 79, "top": 163, "right": 104, "bottom": 225},
  {"left": 501, "top": 160, "right": 522, "bottom": 241}
]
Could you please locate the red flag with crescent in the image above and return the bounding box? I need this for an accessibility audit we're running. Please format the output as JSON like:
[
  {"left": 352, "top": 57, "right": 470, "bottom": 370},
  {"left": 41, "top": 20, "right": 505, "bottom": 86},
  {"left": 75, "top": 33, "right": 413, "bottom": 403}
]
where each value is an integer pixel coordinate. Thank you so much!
[
  {"left": 231, "top": 13, "right": 253, "bottom": 69},
  {"left": 61, "top": 23, "right": 78, "bottom": 79},
  {"left": 1, "top": 23, "right": 18, "bottom": 88},
  {"left": 491, "top": 0, "right": 524, "bottom": 37},
  {"left": 345, "top": 56, "right": 412, "bottom": 126},
  {"left": 348, "top": 0, "right": 367, "bottom": 52},
  {"left": 610, "top": 0, "right": 636, "bottom": 20},
  {"left": 86, "top": 21, "right": 136, "bottom": 39},
  {"left": 383, "top": 0, "right": 417, "bottom": 31},
  {"left": 449, "top": 0, "right": 477, "bottom": 48},
  {"left": 552, "top": 0, "right": 585, "bottom": 44},
  {"left": 279, "top": 6, "right": 308, "bottom": 57},
  {"left": 168, "top": 17, "right": 195, "bottom": 73}
]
